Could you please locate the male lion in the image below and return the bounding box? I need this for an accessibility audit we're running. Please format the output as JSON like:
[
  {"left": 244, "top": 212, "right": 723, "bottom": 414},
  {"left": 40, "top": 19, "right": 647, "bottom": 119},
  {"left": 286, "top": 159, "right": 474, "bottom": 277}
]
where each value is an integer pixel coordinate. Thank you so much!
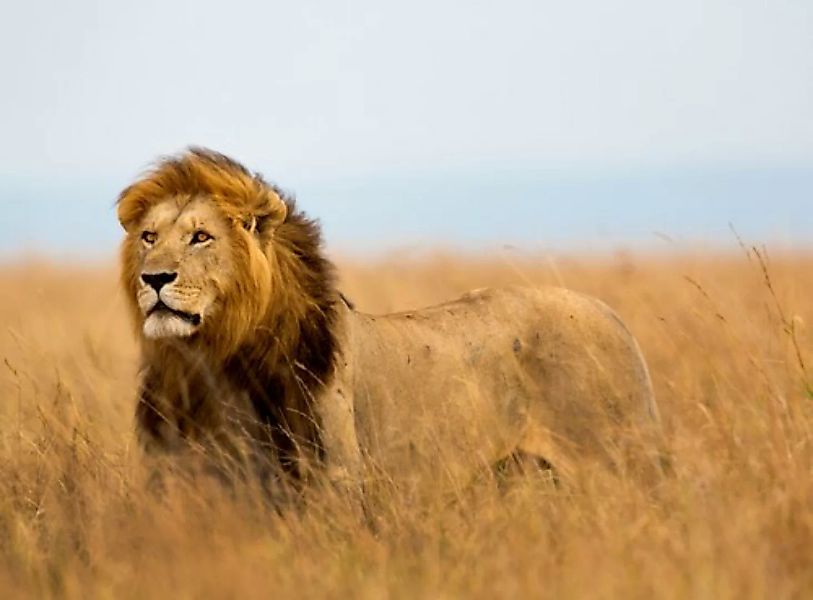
[{"left": 118, "top": 148, "right": 662, "bottom": 497}]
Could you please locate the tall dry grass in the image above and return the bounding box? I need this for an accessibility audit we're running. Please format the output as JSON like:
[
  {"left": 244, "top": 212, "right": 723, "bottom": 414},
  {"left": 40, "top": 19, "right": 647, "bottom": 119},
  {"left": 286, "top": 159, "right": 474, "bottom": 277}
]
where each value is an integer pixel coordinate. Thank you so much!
[{"left": 1, "top": 248, "right": 812, "bottom": 598}]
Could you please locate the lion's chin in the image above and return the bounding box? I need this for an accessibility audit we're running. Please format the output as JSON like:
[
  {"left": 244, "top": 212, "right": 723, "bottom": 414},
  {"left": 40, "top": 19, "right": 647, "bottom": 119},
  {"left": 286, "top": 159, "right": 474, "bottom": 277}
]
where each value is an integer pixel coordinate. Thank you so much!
[{"left": 143, "top": 312, "right": 200, "bottom": 339}]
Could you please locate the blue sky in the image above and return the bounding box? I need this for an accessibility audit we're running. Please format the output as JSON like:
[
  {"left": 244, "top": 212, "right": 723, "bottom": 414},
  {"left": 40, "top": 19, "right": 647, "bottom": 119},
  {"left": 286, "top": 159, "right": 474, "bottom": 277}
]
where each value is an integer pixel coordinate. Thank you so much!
[{"left": 1, "top": 1, "right": 811, "bottom": 258}]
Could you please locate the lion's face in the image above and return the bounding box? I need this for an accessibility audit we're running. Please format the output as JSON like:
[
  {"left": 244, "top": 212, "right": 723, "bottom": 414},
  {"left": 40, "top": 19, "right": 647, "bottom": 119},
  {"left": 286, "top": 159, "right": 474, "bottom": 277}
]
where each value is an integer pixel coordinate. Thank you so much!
[
  {"left": 118, "top": 149, "right": 289, "bottom": 352},
  {"left": 128, "top": 198, "right": 235, "bottom": 339}
]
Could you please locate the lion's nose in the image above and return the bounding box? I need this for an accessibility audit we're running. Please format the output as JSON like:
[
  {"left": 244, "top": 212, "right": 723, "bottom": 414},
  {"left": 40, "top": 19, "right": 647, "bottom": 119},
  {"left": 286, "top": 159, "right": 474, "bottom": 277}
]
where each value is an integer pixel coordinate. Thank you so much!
[{"left": 141, "top": 272, "right": 177, "bottom": 292}]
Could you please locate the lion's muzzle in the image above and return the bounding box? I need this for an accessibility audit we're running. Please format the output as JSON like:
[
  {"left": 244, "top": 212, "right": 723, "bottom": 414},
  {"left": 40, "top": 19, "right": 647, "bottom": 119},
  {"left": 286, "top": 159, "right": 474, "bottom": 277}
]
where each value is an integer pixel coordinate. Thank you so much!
[{"left": 138, "top": 271, "right": 205, "bottom": 339}]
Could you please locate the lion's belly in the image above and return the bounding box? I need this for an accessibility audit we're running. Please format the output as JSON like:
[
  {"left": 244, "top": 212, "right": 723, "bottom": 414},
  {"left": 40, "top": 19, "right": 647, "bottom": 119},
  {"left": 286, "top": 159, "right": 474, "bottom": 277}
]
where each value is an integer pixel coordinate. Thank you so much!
[{"left": 347, "top": 286, "right": 659, "bottom": 486}]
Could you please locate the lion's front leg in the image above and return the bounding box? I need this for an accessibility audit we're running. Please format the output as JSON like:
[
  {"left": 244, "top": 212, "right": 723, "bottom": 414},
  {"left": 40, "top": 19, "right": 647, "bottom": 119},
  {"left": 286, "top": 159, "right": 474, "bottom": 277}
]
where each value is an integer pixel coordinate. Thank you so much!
[
  {"left": 314, "top": 376, "right": 365, "bottom": 517},
  {"left": 134, "top": 383, "right": 179, "bottom": 495}
]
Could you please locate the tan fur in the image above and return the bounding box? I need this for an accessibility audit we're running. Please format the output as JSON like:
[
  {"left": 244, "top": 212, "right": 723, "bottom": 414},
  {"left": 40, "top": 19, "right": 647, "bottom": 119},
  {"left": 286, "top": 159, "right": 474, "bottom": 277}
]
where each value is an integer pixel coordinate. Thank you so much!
[{"left": 118, "top": 148, "right": 663, "bottom": 494}]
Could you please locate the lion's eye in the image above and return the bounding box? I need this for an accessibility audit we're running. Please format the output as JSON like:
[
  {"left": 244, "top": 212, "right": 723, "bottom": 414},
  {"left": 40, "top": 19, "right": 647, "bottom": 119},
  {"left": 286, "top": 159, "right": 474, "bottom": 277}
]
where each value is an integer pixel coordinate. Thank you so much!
[
  {"left": 141, "top": 231, "right": 157, "bottom": 245},
  {"left": 191, "top": 230, "right": 213, "bottom": 245}
]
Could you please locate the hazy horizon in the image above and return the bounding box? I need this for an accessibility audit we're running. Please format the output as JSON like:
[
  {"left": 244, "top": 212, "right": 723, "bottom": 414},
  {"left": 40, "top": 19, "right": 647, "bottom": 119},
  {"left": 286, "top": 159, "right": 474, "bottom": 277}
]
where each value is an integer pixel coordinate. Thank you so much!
[{"left": 3, "top": 163, "right": 812, "bottom": 261}]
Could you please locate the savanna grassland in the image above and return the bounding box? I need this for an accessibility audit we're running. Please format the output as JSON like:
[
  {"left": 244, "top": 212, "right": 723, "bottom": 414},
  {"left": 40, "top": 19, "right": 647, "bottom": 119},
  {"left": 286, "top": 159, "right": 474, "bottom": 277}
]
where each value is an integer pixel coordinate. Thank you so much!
[{"left": 1, "top": 248, "right": 813, "bottom": 599}]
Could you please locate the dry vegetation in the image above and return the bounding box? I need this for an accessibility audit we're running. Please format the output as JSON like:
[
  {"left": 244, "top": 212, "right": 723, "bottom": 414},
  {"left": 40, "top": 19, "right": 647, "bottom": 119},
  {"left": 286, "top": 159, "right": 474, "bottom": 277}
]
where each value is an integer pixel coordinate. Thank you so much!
[{"left": 1, "top": 248, "right": 813, "bottom": 598}]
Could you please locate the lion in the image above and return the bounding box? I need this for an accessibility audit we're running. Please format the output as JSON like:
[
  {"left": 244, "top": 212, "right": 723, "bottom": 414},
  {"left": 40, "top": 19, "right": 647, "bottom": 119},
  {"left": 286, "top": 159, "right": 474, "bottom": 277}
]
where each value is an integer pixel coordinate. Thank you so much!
[{"left": 117, "top": 148, "right": 663, "bottom": 499}]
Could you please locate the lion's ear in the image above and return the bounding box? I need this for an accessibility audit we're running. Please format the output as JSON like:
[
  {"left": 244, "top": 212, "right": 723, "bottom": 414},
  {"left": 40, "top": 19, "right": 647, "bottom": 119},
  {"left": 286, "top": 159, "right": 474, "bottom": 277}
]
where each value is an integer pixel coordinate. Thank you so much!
[{"left": 247, "top": 189, "right": 288, "bottom": 237}]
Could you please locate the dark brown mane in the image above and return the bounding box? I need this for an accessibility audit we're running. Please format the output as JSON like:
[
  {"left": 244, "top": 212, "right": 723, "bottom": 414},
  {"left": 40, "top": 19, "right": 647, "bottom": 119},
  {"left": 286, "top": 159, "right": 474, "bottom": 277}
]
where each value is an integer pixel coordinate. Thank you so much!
[{"left": 225, "top": 195, "right": 341, "bottom": 475}]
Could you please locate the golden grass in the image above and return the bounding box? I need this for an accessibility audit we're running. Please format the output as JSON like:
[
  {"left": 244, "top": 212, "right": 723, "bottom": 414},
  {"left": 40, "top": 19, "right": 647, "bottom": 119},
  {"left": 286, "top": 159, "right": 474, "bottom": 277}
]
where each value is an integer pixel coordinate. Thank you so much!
[{"left": 1, "top": 249, "right": 813, "bottom": 598}]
